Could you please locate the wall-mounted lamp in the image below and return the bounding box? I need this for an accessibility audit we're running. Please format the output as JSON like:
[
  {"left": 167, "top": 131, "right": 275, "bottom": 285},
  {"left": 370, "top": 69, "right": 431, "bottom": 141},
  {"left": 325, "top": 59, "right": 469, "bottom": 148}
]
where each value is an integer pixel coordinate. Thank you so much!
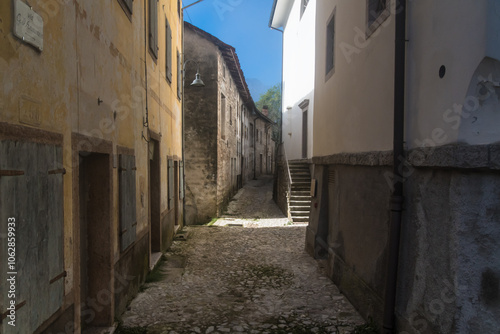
[{"left": 184, "top": 59, "right": 205, "bottom": 87}]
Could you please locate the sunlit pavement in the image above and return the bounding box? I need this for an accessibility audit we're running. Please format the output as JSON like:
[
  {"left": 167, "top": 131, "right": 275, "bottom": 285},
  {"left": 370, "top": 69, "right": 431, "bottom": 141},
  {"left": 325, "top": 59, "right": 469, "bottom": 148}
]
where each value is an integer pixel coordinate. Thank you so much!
[{"left": 118, "top": 176, "right": 364, "bottom": 334}]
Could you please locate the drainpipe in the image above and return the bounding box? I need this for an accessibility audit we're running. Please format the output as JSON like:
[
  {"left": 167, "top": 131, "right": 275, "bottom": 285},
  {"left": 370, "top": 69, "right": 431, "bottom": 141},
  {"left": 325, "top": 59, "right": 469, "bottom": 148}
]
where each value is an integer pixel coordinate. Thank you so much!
[
  {"left": 382, "top": 1, "right": 407, "bottom": 333},
  {"left": 269, "top": 25, "right": 284, "bottom": 186},
  {"left": 253, "top": 115, "right": 258, "bottom": 179}
]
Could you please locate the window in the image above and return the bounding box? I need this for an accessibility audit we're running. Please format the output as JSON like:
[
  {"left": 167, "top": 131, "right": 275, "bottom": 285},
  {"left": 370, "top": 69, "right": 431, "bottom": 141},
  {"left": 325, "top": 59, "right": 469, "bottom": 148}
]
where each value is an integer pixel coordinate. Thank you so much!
[
  {"left": 119, "top": 154, "right": 137, "bottom": 251},
  {"left": 300, "top": 0, "right": 309, "bottom": 18},
  {"left": 367, "top": 0, "right": 389, "bottom": 36},
  {"left": 149, "top": 0, "right": 158, "bottom": 58},
  {"left": 118, "top": 0, "right": 133, "bottom": 17},
  {"left": 325, "top": 10, "right": 335, "bottom": 78},
  {"left": 250, "top": 123, "right": 254, "bottom": 147},
  {"left": 221, "top": 94, "right": 226, "bottom": 139},
  {"left": 177, "top": 50, "right": 181, "bottom": 99},
  {"left": 165, "top": 17, "right": 172, "bottom": 82},
  {"left": 168, "top": 159, "right": 174, "bottom": 210}
]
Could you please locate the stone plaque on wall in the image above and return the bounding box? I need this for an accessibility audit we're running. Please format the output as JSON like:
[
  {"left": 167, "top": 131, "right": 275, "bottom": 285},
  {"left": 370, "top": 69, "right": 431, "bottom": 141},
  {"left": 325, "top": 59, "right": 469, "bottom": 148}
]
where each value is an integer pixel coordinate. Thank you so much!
[
  {"left": 13, "top": 0, "right": 44, "bottom": 51},
  {"left": 19, "top": 96, "right": 42, "bottom": 126}
]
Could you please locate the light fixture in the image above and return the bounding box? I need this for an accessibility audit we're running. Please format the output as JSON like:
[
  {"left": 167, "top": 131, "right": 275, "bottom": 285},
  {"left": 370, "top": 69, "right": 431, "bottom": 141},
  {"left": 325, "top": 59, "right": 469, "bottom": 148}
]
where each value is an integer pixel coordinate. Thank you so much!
[{"left": 190, "top": 70, "right": 205, "bottom": 87}]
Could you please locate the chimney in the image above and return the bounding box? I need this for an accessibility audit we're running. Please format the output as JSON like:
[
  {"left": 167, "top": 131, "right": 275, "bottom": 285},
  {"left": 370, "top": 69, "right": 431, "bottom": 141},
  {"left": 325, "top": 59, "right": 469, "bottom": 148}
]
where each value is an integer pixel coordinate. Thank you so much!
[{"left": 262, "top": 105, "right": 269, "bottom": 116}]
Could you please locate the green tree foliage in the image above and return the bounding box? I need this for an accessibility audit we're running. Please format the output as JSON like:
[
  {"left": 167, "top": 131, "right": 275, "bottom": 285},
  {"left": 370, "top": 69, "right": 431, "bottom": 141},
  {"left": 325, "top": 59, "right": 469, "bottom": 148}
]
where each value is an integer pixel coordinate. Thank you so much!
[{"left": 256, "top": 83, "right": 282, "bottom": 143}]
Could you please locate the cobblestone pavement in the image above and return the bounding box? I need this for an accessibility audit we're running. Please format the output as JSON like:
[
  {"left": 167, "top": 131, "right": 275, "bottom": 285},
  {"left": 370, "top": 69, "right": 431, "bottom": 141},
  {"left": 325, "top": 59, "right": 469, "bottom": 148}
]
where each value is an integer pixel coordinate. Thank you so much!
[{"left": 119, "top": 176, "right": 365, "bottom": 334}]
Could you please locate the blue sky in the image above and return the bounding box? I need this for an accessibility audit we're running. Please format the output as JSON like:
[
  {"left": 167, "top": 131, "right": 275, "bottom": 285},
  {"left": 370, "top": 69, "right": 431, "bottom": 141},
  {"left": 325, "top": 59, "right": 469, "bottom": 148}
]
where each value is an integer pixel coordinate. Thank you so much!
[{"left": 183, "top": 0, "right": 282, "bottom": 100}]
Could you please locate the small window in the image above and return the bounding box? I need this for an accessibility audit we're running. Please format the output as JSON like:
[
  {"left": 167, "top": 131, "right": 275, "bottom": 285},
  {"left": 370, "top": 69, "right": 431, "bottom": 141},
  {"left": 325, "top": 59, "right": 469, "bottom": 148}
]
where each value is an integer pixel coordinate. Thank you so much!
[
  {"left": 367, "top": 0, "right": 389, "bottom": 36},
  {"left": 325, "top": 10, "right": 335, "bottom": 78},
  {"left": 149, "top": 0, "right": 158, "bottom": 58},
  {"left": 300, "top": 0, "right": 309, "bottom": 18},
  {"left": 249, "top": 123, "right": 254, "bottom": 147},
  {"left": 221, "top": 94, "right": 226, "bottom": 139}
]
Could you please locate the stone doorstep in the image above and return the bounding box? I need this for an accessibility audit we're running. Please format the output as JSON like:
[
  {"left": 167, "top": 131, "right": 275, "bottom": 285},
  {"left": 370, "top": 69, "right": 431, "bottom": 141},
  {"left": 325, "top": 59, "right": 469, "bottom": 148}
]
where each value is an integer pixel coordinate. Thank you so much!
[
  {"left": 173, "top": 229, "right": 191, "bottom": 241},
  {"left": 150, "top": 252, "right": 162, "bottom": 270}
]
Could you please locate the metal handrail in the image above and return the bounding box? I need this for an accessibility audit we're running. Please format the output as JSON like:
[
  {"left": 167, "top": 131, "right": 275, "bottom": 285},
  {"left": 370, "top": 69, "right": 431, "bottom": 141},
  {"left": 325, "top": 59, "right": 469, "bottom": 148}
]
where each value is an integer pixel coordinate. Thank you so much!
[{"left": 282, "top": 145, "right": 292, "bottom": 192}]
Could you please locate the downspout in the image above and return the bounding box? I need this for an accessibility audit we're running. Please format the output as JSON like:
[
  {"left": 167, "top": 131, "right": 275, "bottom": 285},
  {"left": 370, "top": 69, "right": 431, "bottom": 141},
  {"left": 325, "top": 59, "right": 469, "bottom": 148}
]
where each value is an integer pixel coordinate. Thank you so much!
[
  {"left": 383, "top": 0, "right": 407, "bottom": 333},
  {"left": 181, "top": 7, "right": 185, "bottom": 227},
  {"left": 253, "top": 115, "right": 257, "bottom": 179},
  {"left": 270, "top": 26, "right": 284, "bottom": 147},
  {"left": 270, "top": 25, "right": 284, "bottom": 192}
]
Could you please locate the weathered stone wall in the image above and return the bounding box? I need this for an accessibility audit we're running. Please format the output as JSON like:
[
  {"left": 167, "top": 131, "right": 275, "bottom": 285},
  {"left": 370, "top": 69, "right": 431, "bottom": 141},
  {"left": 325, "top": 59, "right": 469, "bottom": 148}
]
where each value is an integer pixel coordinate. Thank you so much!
[
  {"left": 216, "top": 54, "right": 241, "bottom": 215},
  {"left": 308, "top": 146, "right": 500, "bottom": 331},
  {"left": 184, "top": 28, "right": 219, "bottom": 224},
  {"left": 395, "top": 146, "right": 500, "bottom": 333},
  {"left": 308, "top": 162, "right": 392, "bottom": 324}
]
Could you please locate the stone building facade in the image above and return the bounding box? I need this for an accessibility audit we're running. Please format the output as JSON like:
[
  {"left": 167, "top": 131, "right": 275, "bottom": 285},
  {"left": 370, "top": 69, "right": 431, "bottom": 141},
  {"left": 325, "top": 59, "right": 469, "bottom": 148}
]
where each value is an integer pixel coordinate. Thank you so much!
[
  {"left": 271, "top": 0, "right": 500, "bottom": 332},
  {"left": 184, "top": 22, "right": 275, "bottom": 225},
  {"left": 0, "top": 1, "right": 185, "bottom": 332}
]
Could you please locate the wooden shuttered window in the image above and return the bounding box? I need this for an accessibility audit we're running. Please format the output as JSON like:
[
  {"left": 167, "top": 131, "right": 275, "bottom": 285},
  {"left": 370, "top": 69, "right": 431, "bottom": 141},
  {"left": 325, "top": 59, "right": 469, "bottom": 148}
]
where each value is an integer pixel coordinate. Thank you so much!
[
  {"left": 168, "top": 159, "right": 174, "bottom": 210},
  {"left": 149, "top": 0, "right": 158, "bottom": 58},
  {"left": 119, "top": 154, "right": 137, "bottom": 252},
  {"left": 179, "top": 161, "right": 184, "bottom": 199},
  {"left": 0, "top": 141, "right": 64, "bottom": 333},
  {"left": 166, "top": 18, "right": 172, "bottom": 82},
  {"left": 177, "top": 50, "right": 182, "bottom": 99}
]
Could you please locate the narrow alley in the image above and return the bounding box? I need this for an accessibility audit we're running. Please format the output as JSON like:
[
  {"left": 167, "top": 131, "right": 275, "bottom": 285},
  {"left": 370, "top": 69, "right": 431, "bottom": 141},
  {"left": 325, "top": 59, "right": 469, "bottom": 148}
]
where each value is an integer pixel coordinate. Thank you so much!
[{"left": 118, "top": 176, "right": 364, "bottom": 334}]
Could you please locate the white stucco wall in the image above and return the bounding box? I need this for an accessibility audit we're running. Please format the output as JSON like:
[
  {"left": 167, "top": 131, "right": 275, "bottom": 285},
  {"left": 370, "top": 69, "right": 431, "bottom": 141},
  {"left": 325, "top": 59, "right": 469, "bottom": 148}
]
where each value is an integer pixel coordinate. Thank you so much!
[
  {"left": 406, "top": 0, "right": 500, "bottom": 148},
  {"left": 281, "top": 0, "right": 316, "bottom": 160},
  {"left": 313, "top": 0, "right": 395, "bottom": 157},
  {"left": 313, "top": 0, "right": 500, "bottom": 157}
]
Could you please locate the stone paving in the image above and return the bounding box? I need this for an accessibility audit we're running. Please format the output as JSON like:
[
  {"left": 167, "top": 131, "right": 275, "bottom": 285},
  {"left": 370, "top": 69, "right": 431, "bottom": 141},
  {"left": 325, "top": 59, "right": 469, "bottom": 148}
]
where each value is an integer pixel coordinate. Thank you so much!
[{"left": 118, "top": 176, "right": 365, "bottom": 334}]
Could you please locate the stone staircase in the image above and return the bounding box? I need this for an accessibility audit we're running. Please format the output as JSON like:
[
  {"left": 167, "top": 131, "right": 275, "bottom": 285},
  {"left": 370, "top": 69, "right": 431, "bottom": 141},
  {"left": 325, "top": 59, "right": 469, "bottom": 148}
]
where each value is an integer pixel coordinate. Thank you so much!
[{"left": 288, "top": 161, "right": 312, "bottom": 223}]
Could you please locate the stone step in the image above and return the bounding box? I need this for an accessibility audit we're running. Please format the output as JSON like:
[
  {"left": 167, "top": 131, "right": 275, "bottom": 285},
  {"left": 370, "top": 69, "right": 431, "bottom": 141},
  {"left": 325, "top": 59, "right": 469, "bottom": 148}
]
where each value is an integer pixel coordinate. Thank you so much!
[
  {"left": 290, "top": 200, "right": 311, "bottom": 205},
  {"left": 290, "top": 193, "right": 310, "bottom": 198},
  {"left": 291, "top": 216, "right": 310, "bottom": 223},
  {"left": 290, "top": 205, "right": 311, "bottom": 210},
  {"left": 292, "top": 186, "right": 310, "bottom": 191},
  {"left": 291, "top": 175, "right": 311, "bottom": 180},
  {"left": 291, "top": 209, "right": 310, "bottom": 215},
  {"left": 292, "top": 181, "right": 311, "bottom": 187}
]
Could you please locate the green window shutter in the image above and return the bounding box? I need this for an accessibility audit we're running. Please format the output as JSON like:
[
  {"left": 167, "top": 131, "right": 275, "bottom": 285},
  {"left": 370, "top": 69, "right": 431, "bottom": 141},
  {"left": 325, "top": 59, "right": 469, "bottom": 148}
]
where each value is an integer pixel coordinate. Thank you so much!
[
  {"left": 119, "top": 154, "right": 137, "bottom": 251},
  {"left": 166, "top": 19, "right": 172, "bottom": 82},
  {"left": 149, "top": 0, "right": 158, "bottom": 58},
  {"left": 0, "top": 141, "right": 64, "bottom": 333},
  {"left": 168, "top": 159, "right": 174, "bottom": 209},
  {"left": 177, "top": 50, "right": 182, "bottom": 99}
]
